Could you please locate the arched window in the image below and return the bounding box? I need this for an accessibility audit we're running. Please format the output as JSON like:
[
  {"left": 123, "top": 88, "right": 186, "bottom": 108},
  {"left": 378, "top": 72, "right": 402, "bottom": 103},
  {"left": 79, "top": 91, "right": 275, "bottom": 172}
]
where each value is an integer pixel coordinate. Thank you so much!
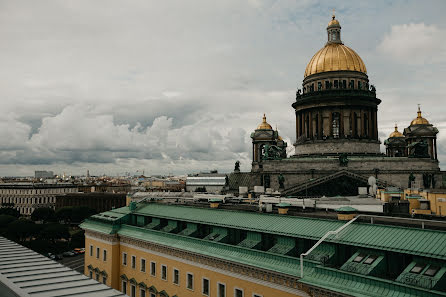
[{"left": 332, "top": 112, "right": 340, "bottom": 138}]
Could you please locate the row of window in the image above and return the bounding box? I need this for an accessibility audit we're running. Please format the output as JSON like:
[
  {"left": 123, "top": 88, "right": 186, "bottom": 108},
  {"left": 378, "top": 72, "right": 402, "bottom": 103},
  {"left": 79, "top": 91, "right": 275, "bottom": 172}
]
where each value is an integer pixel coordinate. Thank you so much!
[
  {"left": 90, "top": 245, "right": 107, "bottom": 262},
  {"left": 121, "top": 279, "right": 262, "bottom": 297},
  {"left": 89, "top": 270, "right": 107, "bottom": 285},
  {"left": 0, "top": 188, "right": 75, "bottom": 195},
  {"left": 303, "top": 79, "right": 369, "bottom": 93},
  {"left": 121, "top": 252, "right": 262, "bottom": 297},
  {"left": 0, "top": 196, "right": 56, "bottom": 204}
]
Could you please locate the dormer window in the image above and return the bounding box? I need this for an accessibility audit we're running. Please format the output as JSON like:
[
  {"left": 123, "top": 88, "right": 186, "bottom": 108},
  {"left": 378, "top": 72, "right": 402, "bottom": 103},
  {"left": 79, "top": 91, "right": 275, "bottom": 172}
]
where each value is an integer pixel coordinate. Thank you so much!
[
  {"left": 410, "top": 263, "right": 426, "bottom": 274},
  {"left": 424, "top": 265, "right": 440, "bottom": 277},
  {"left": 353, "top": 253, "right": 366, "bottom": 263},
  {"left": 363, "top": 255, "right": 378, "bottom": 265}
]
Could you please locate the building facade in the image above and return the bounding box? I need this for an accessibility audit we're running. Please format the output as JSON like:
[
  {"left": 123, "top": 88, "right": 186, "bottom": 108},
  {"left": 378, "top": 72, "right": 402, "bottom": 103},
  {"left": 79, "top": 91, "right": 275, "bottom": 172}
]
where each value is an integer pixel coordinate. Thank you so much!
[
  {"left": 0, "top": 183, "right": 78, "bottom": 215},
  {"left": 81, "top": 201, "right": 446, "bottom": 297}
]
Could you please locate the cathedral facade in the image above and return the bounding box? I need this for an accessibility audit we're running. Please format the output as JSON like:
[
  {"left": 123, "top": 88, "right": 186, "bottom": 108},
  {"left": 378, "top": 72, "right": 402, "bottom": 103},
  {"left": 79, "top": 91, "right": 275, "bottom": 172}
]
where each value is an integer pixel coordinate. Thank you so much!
[{"left": 234, "top": 15, "right": 443, "bottom": 196}]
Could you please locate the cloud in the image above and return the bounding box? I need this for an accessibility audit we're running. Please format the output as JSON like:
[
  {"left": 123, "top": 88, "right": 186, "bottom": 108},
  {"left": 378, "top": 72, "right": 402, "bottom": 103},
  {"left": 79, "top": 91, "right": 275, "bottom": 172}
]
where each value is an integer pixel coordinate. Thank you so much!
[{"left": 377, "top": 23, "right": 446, "bottom": 64}]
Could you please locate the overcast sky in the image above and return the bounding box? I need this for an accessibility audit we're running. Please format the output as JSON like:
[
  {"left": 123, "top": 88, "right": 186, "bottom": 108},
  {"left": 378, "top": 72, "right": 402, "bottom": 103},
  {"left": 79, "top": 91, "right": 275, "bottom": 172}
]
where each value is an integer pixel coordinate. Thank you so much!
[{"left": 1, "top": 0, "right": 446, "bottom": 176}]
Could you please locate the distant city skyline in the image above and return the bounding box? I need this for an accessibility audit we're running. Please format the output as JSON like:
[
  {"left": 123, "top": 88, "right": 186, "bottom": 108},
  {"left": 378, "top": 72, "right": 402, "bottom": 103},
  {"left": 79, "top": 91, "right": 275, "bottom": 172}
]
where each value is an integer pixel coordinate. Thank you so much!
[{"left": 1, "top": 0, "right": 445, "bottom": 176}]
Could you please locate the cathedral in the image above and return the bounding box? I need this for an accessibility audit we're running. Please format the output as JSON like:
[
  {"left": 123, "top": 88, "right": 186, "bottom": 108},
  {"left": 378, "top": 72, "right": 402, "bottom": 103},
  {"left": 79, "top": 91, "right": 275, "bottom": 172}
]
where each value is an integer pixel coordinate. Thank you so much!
[{"left": 232, "top": 14, "right": 443, "bottom": 196}]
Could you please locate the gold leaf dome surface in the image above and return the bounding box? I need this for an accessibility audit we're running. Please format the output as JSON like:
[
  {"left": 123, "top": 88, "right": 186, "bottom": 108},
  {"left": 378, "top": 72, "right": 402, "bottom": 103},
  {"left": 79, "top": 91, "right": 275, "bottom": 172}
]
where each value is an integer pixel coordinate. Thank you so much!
[
  {"left": 257, "top": 114, "right": 272, "bottom": 130},
  {"left": 389, "top": 124, "right": 404, "bottom": 138},
  {"left": 411, "top": 107, "right": 429, "bottom": 125},
  {"left": 328, "top": 18, "right": 340, "bottom": 27},
  {"left": 305, "top": 43, "right": 367, "bottom": 78}
]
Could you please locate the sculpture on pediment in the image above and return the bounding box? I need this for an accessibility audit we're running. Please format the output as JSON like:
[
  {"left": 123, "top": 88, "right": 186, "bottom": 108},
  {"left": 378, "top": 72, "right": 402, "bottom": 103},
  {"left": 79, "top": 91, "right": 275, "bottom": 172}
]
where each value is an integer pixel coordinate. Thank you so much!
[
  {"left": 262, "top": 144, "right": 285, "bottom": 160},
  {"left": 339, "top": 153, "right": 349, "bottom": 166},
  {"left": 234, "top": 160, "right": 240, "bottom": 172}
]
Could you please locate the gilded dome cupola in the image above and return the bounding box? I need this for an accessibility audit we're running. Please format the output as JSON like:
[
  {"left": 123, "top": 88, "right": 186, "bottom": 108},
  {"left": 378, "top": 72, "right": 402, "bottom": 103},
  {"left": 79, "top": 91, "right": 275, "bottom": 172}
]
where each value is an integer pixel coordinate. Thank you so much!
[
  {"left": 257, "top": 114, "right": 273, "bottom": 130},
  {"left": 304, "top": 13, "right": 367, "bottom": 78},
  {"left": 410, "top": 105, "right": 430, "bottom": 126},
  {"left": 389, "top": 124, "right": 404, "bottom": 138}
]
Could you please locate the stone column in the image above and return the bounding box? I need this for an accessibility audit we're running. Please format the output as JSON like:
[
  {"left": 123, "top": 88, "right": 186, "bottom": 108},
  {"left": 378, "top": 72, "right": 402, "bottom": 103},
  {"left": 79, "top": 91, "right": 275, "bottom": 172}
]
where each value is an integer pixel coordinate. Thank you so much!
[
  {"left": 318, "top": 110, "right": 323, "bottom": 139},
  {"left": 329, "top": 111, "right": 333, "bottom": 137},
  {"left": 368, "top": 109, "right": 373, "bottom": 139},
  {"left": 296, "top": 111, "right": 299, "bottom": 140},
  {"left": 339, "top": 108, "right": 344, "bottom": 138},
  {"left": 309, "top": 110, "right": 313, "bottom": 140},
  {"left": 373, "top": 110, "right": 378, "bottom": 140},
  {"left": 434, "top": 138, "right": 438, "bottom": 160}
]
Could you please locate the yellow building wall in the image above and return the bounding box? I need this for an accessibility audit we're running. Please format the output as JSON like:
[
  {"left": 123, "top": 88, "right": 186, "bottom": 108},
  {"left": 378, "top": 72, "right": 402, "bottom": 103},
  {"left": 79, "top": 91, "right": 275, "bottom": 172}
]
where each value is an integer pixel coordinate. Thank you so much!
[
  {"left": 85, "top": 236, "right": 121, "bottom": 289},
  {"left": 85, "top": 235, "right": 307, "bottom": 297},
  {"left": 403, "top": 189, "right": 446, "bottom": 217}
]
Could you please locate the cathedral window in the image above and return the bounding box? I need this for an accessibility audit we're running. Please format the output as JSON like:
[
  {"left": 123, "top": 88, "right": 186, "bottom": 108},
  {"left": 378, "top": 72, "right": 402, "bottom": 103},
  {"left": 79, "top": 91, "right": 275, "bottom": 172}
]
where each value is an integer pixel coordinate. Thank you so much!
[
  {"left": 334, "top": 80, "right": 339, "bottom": 88},
  {"left": 317, "top": 82, "right": 322, "bottom": 91},
  {"left": 363, "top": 114, "right": 368, "bottom": 137},
  {"left": 358, "top": 81, "right": 362, "bottom": 89},
  {"left": 325, "top": 81, "right": 330, "bottom": 89}
]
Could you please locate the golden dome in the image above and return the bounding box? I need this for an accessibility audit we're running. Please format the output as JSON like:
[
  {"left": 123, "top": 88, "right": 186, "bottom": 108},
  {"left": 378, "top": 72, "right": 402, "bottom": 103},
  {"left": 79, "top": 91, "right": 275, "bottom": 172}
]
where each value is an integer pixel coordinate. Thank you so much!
[
  {"left": 328, "top": 15, "right": 340, "bottom": 27},
  {"left": 411, "top": 106, "right": 430, "bottom": 125},
  {"left": 304, "top": 43, "right": 367, "bottom": 77},
  {"left": 389, "top": 124, "right": 404, "bottom": 138},
  {"left": 257, "top": 114, "right": 272, "bottom": 130}
]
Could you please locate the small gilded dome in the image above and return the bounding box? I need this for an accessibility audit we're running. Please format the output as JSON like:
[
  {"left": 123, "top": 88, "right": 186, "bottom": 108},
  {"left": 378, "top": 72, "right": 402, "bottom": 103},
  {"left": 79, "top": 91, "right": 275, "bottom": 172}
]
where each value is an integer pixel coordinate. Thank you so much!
[
  {"left": 389, "top": 124, "right": 404, "bottom": 138},
  {"left": 304, "top": 43, "right": 367, "bottom": 77},
  {"left": 328, "top": 15, "right": 340, "bottom": 27},
  {"left": 257, "top": 114, "right": 272, "bottom": 130},
  {"left": 411, "top": 106, "right": 430, "bottom": 125}
]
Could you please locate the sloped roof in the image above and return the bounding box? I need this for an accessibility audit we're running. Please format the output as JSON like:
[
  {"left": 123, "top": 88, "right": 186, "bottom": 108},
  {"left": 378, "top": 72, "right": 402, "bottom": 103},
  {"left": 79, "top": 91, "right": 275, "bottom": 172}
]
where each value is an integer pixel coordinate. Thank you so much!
[
  {"left": 0, "top": 237, "right": 125, "bottom": 297},
  {"left": 108, "top": 203, "right": 446, "bottom": 260}
]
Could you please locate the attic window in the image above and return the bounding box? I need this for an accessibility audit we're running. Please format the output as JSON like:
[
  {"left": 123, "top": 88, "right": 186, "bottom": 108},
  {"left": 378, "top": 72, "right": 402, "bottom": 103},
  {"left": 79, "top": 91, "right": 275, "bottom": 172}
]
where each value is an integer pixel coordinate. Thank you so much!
[
  {"left": 424, "top": 265, "right": 440, "bottom": 277},
  {"left": 363, "top": 255, "right": 378, "bottom": 265},
  {"left": 353, "top": 254, "right": 366, "bottom": 263},
  {"left": 410, "top": 263, "right": 426, "bottom": 274}
]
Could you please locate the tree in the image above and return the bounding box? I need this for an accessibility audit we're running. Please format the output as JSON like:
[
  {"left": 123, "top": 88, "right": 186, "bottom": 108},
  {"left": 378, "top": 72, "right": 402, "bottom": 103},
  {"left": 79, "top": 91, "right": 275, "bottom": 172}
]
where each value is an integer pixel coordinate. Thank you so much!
[
  {"left": 55, "top": 207, "right": 73, "bottom": 224},
  {"left": 6, "top": 219, "right": 40, "bottom": 242},
  {"left": 31, "top": 207, "right": 56, "bottom": 223},
  {"left": 0, "top": 215, "right": 17, "bottom": 227},
  {"left": 70, "top": 230, "right": 85, "bottom": 248},
  {"left": 0, "top": 207, "right": 20, "bottom": 218},
  {"left": 39, "top": 223, "right": 70, "bottom": 244},
  {"left": 71, "top": 206, "right": 97, "bottom": 223},
  {"left": 0, "top": 215, "right": 17, "bottom": 236}
]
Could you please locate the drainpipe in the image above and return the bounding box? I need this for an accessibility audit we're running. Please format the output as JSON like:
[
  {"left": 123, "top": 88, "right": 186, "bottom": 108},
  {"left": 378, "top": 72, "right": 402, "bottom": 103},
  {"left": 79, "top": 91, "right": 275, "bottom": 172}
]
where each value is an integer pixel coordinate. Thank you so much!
[{"left": 300, "top": 215, "right": 361, "bottom": 278}]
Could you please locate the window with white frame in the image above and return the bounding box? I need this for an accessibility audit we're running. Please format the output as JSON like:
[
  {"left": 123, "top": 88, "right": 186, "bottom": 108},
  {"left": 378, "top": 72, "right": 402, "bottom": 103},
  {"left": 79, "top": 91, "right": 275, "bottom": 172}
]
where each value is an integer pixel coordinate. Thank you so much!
[
  {"left": 150, "top": 261, "right": 156, "bottom": 276},
  {"left": 89, "top": 271, "right": 93, "bottom": 278},
  {"left": 234, "top": 288, "right": 243, "bottom": 297},
  {"left": 102, "top": 275, "right": 107, "bottom": 284},
  {"left": 96, "top": 247, "right": 100, "bottom": 259},
  {"left": 252, "top": 294, "right": 262, "bottom": 297},
  {"left": 95, "top": 273, "right": 100, "bottom": 281},
  {"left": 187, "top": 273, "right": 194, "bottom": 290},
  {"left": 122, "top": 252, "right": 127, "bottom": 266},
  {"left": 131, "top": 255, "right": 136, "bottom": 269},
  {"left": 140, "top": 288, "right": 146, "bottom": 297},
  {"left": 161, "top": 265, "right": 167, "bottom": 280},
  {"left": 141, "top": 258, "right": 146, "bottom": 272},
  {"left": 103, "top": 249, "right": 107, "bottom": 261},
  {"left": 173, "top": 268, "right": 179, "bottom": 285},
  {"left": 218, "top": 283, "right": 226, "bottom": 297},
  {"left": 202, "top": 278, "right": 210, "bottom": 296},
  {"left": 89, "top": 245, "right": 93, "bottom": 256}
]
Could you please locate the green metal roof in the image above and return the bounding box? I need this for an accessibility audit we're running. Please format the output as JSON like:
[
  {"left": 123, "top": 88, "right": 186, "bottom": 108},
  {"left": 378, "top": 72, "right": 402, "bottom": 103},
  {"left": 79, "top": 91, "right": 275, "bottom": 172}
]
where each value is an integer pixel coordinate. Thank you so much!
[
  {"left": 116, "top": 203, "right": 446, "bottom": 260},
  {"left": 115, "top": 224, "right": 316, "bottom": 276},
  {"left": 277, "top": 202, "right": 291, "bottom": 207},
  {"left": 301, "top": 266, "right": 446, "bottom": 297}
]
